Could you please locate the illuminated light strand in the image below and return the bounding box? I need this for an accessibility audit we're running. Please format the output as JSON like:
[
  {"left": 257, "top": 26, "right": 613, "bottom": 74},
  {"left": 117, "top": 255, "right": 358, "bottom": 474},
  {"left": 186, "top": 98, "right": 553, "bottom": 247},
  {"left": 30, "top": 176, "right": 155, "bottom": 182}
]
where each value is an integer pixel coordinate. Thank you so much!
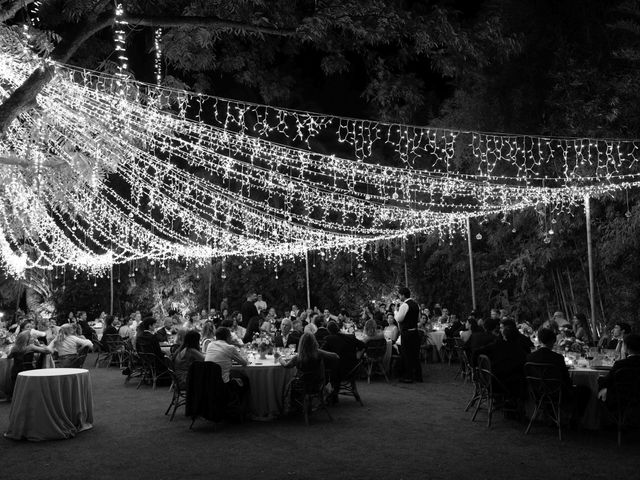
[
  {"left": 1, "top": 28, "right": 640, "bottom": 273},
  {"left": 154, "top": 28, "right": 162, "bottom": 85}
]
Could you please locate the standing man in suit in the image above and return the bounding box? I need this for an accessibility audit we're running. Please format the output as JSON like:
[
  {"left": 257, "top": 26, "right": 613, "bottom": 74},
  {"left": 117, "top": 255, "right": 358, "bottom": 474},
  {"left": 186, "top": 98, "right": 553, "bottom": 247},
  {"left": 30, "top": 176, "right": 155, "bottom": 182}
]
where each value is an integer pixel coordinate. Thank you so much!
[
  {"left": 395, "top": 286, "right": 422, "bottom": 383},
  {"left": 241, "top": 292, "right": 259, "bottom": 329}
]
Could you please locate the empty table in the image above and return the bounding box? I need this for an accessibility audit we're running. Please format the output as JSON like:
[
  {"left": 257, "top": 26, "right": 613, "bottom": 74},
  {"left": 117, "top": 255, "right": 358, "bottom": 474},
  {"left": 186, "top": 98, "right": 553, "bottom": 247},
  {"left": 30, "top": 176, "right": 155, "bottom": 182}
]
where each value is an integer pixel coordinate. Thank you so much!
[{"left": 4, "top": 368, "right": 93, "bottom": 441}]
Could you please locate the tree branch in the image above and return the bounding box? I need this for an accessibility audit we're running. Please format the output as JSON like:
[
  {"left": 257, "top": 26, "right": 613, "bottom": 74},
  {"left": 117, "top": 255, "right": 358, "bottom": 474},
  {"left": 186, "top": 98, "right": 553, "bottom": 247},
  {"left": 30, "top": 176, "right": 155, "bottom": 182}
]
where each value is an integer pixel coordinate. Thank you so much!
[
  {"left": 0, "top": 154, "right": 66, "bottom": 168},
  {"left": 123, "top": 15, "right": 296, "bottom": 37},
  {"left": 0, "top": 0, "right": 37, "bottom": 23}
]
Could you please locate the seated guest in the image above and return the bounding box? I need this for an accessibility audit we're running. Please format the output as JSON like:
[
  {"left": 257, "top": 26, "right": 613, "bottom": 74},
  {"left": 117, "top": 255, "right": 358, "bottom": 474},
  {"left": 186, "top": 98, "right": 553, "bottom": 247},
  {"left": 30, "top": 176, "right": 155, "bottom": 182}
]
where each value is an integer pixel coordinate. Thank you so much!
[
  {"left": 527, "top": 328, "right": 590, "bottom": 423},
  {"left": 466, "top": 317, "right": 500, "bottom": 365},
  {"left": 49, "top": 323, "right": 93, "bottom": 367},
  {"left": 573, "top": 313, "right": 593, "bottom": 345},
  {"left": 501, "top": 318, "right": 534, "bottom": 354},
  {"left": 274, "top": 319, "right": 300, "bottom": 350},
  {"left": 444, "top": 315, "right": 463, "bottom": 338},
  {"left": 460, "top": 317, "right": 482, "bottom": 343},
  {"left": 205, "top": 326, "right": 249, "bottom": 399},
  {"left": 45, "top": 319, "right": 60, "bottom": 344},
  {"left": 474, "top": 325, "right": 527, "bottom": 397},
  {"left": 100, "top": 315, "right": 119, "bottom": 349},
  {"left": 383, "top": 313, "right": 399, "bottom": 343},
  {"left": 314, "top": 315, "right": 330, "bottom": 346},
  {"left": 154, "top": 318, "right": 174, "bottom": 343},
  {"left": 598, "top": 333, "right": 640, "bottom": 405},
  {"left": 119, "top": 316, "right": 135, "bottom": 341},
  {"left": 231, "top": 313, "right": 246, "bottom": 340},
  {"left": 9, "top": 331, "right": 52, "bottom": 389},
  {"left": 199, "top": 321, "right": 216, "bottom": 351},
  {"left": 323, "top": 321, "right": 365, "bottom": 398},
  {"left": 280, "top": 332, "right": 340, "bottom": 385},
  {"left": 135, "top": 317, "right": 167, "bottom": 367},
  {"left": 304, "top": 321, "right": 318, "bottom": 335},
  {"left": 172, "top": 330, "right": 205, "bottom": 388},
  {"left": 362, "top": 319, "right": 385, "bottom": 343},
  {"left": 220, "top": 319, "right": 244, "bottom": 347},
  {"left": 598, "top": 322, "right": 631, "bottom": 351}
]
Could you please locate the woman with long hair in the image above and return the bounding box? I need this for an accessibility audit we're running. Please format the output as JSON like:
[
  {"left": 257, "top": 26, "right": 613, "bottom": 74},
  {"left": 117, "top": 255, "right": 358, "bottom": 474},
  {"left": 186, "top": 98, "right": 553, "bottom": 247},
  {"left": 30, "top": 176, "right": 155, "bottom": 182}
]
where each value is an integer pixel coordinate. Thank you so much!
[
  {"left": 172, "top": 330, "right": 204, "bottom": 387},
  {"left": 573, "top": 313, "right": 593, "bottom": 345},
  {"left": 48, "top": 324, "right": 93, "bottom": 366},
  {"left": 362, "top": 319, "right": 384, "bottom": 343},
  {"left": 200, "top": 321, "right": 216, "bottom": 352},
  {"left": 8, "top": 331, "right": 52, "bottom": 389}
]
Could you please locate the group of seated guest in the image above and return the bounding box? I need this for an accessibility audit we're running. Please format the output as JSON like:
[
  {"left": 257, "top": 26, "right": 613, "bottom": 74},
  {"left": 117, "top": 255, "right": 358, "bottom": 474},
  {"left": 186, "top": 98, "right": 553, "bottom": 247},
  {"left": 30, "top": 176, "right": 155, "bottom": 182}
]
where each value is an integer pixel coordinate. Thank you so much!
[{"left": 598, "top": 333, "right": 640, "bottom": 404}]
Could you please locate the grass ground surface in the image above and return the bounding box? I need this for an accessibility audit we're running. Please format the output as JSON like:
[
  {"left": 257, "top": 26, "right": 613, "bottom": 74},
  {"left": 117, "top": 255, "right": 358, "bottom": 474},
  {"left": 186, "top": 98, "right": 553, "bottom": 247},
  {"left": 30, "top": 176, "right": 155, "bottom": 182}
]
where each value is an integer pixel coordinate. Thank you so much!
[{"left": 1, "top": 355, "right": 639, "bottom": 480}]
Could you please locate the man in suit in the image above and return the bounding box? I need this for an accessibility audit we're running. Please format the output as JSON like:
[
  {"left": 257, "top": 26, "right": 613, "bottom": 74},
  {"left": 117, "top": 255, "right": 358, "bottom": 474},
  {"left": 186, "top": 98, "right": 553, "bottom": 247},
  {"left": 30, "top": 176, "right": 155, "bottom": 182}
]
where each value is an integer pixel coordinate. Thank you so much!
[
  {"left": 154, "top": 318, "right": 174, "bottom": 343},
  {"left": 240, "top": 293, "right": 259, "bottom": 328},
  {"left": 314, "top": 315, "right": 330, "bottom": 346},
  {"left": 598, "top": 333, "right": 640, "bottom": 404},
  {"left": 323, "top": 321, "right": 365, "bottom": 400},
  {"left": 501, "top": 318, "right": 534, "bottom": 354},
  {"left": 394, "top": 286, "right": 422, "bottom": 383},
  {"left": 274, "top": 319, "right": 300, "bottom": 350},
  {"left": 475, "top": 325, "right": 527, "bottom": 397},
  {"left": 467, "top": 317, "right": 499, "bottom": 366},
  {"left": 527, "top": 328, "right": 590, "bottom": 421},
  {"left": 135, "top": 317, "right": 168, "bottom": 375}
]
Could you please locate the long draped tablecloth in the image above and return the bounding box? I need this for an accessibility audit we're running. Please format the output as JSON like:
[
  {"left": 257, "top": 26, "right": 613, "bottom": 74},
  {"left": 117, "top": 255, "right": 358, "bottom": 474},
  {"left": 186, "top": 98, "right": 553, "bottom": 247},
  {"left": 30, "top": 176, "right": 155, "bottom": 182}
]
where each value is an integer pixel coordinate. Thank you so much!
[
  {"left": 232, "top": 358, "right": 295, "bottom": 420},
  {"left": 4, "top": 368, "right": 93, "bottom": 441},
  {"left": 570, "top": 367, "right": 607, "bottom": 430},
  {"left": 0, "top": 357, "right": 11, "bottom": 399}
]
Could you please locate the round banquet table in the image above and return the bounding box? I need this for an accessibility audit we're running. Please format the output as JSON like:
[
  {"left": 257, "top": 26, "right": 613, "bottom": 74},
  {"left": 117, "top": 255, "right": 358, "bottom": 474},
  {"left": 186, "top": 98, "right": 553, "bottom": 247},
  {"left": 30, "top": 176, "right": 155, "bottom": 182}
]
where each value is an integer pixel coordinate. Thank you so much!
[
  {"left": 428, "top": 330, "right": 446, "bottom": 350},
  {"left": 232, "top": 356, "right": 295, "bottom": 420},
  {"left": 4, "top": 368, "right": 94, "bottom": 441},
  {"left": 569, "top": 366, "right": 608, "bottom": 430},
  {"left": 0, "top": 357, "right": 11, "bottom": 399}
]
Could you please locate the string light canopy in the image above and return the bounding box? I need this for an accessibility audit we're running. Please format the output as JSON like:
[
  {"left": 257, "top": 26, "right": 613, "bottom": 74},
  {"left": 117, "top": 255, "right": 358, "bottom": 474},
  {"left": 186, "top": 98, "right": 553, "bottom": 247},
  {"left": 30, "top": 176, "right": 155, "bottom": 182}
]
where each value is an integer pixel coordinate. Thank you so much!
[{"left": 0, "top": 25, "right": 639, "bottom": 277}]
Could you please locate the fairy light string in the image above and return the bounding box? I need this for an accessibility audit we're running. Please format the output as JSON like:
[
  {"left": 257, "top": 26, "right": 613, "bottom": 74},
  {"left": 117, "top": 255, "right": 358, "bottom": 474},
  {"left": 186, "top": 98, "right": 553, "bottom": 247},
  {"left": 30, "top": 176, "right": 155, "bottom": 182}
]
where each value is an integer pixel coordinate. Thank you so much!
[{"left": 0, "top": 25, "right": 640, "bottom": 276}]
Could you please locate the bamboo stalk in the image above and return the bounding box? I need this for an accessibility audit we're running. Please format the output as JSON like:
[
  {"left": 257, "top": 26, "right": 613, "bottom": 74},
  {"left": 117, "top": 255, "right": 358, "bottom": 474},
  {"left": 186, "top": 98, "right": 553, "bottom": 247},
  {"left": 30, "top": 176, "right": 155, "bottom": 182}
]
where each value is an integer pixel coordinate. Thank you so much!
[
  {"left": 556, "top": 268, "right": 571, "bottom": 320},
  {"left": 565, "top": 268, "right": 578, "bottom": 314}
]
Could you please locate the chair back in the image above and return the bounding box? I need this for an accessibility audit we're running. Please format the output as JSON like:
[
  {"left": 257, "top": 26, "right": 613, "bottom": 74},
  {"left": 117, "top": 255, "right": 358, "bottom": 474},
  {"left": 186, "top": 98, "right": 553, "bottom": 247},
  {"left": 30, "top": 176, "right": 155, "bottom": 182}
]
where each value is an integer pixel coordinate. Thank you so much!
[
  {"left": 365, "top": 338, "right": 387, "bottom": 359},
  {"left": 296, "top": 358, "right": 326, "bottom": 395},
  {"left": 524, "top": 362, "right": 563, "bottom": 401},
  {"left": 476, "top": 354, "right": 493, "bottom": 390},
  {"left": 185, "top": 361, "right": 227, "bottom": 422},
  {"left": 611, "top": 367, "right": 640, "bottom": 410}
]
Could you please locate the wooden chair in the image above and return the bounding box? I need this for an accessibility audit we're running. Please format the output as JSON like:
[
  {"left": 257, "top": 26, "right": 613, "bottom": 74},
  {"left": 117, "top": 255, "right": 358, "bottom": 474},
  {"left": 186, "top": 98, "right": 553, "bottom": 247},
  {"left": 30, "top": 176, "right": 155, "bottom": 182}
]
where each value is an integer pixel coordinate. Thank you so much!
[
  {"left": 94, "top": 334, "right": 126, "bottom": 368},
  {"left": 609, "top": 367, "right": 640, "bottom": 447},
  {"left": 524, "top": 362, "right": 564, "bottom": 440},
  {"left": 136, "top": 352, "right": 170, "bottom": 390},
  {"left": 338, "top": 359, "right": 364, "bottom": 406},
  {"left": 164, "top": 357, "right": 187, "bottom": 421},
  {"left": 471, "top": 354, "right": 519, "bottom": 428},
  {"left": 363, "top": 338, "right": 389, "bottom": 384},
  {"left": 284, "top": 360, "right": 332, "bottom": 425}
]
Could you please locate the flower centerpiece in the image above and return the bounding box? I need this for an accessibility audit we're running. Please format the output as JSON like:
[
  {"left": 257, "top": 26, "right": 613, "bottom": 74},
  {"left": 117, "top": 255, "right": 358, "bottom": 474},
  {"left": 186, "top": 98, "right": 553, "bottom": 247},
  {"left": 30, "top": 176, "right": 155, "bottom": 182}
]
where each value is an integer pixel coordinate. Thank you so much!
[
  {"left": 558, "top": 337, "right": 589, "bottom": 356},
  {"left": 251, "top": 332, "right": 274, "bottom": 359}
]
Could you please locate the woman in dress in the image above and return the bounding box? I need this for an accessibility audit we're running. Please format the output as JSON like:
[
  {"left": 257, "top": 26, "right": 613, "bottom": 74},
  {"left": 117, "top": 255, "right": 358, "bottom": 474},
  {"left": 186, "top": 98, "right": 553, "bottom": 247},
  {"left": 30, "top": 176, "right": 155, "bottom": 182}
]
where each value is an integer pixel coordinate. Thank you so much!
[
  {"left": 8, "top": 331, "right": 52, "bottom": 388},
  {"left": 383, "top": 313, "right": 399, "bottom": 343},
  {"left": 172, "top": 330, "right": 204, "bottom": 388}
]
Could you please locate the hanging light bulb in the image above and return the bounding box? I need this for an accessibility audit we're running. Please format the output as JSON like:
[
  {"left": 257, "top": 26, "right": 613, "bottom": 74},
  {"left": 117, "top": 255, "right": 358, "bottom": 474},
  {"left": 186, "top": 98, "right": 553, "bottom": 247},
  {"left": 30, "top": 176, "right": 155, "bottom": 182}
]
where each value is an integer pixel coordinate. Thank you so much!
[{"left": 475, "top": 233, "right": 482, "bottom": 240}]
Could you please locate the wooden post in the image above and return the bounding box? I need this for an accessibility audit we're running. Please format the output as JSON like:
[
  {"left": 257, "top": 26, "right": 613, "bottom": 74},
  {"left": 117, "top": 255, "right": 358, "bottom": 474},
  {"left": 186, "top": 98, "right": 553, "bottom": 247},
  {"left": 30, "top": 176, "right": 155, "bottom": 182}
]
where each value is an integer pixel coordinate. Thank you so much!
[
  {"left": 466, "top": 217, "right": 477, "bottom": 311},
  {"left": 584, "top": 195, "right": 597, "bottom": 338},
  {"left": 305, "top": 250, "right": 311, "bottom": 310}
]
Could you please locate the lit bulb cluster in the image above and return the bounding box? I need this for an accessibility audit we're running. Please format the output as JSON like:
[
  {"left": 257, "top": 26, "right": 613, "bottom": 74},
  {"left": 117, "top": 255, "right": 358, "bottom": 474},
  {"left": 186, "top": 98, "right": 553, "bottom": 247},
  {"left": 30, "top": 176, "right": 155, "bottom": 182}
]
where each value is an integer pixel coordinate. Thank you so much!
[
  {"left": 114, "top": 3, "right": 128, "bottom": 93},
  {"left": 154, "top": 28, "right": 162, "bottom": 85},
  {"left": 1, "top": 25, "right": 640, "bottom": 276}
]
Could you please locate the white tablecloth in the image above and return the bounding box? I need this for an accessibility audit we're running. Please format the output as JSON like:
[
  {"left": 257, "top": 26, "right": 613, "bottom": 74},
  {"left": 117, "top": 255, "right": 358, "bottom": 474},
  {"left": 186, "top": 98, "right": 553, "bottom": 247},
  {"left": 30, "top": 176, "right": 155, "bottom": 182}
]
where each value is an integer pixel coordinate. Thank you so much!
[
  {"left": 0, "top": 357, "right": 11, "bottom": 399},
  {"left": 4, "top": 368, "right": 93, "bottom": 441},
  {"left": 570, "top": 367, "right": 607, "bottom": 430},
  {"left": 428, "top": 331, "right": 446, "bottom": 350},
  {"left": 232, "top": 356, "right": 295, "bottom": 420}
]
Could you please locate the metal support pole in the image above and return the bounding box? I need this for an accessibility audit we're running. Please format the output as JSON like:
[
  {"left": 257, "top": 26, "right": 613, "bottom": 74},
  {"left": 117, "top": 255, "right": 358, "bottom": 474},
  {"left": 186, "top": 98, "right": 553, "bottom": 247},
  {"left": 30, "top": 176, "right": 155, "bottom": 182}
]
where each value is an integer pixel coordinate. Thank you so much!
[
  {"left": 585, "top": 195, "right": 597, "bottom": 338},
  {"left": 305, "top": 251, "right": 311, "bottom": 310},
  {"left": 466, "top": 217, "right": 477, "bottom": 311},
  {"left": 207, "top": 261, "right": 212, "bottom": 312},
  {"left": 109, "top": 264, "right": 114, "bottom": 315},
  {"left": 403, "top": 238, "right": 409, "bottom": 287}
]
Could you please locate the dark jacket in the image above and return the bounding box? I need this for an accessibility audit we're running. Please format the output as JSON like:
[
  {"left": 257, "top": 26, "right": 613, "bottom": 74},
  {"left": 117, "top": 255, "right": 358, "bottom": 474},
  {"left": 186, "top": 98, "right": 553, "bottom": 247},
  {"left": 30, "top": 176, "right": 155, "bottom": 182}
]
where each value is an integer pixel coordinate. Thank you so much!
[
  {"left": 274, "top": 331, "right": 300, "bottom": 349},
  {"left": 599, "top": 354, "right": 640, "bottom": 391},
  {"left": 136, "top": 331, "right": 165, "bottom": 363},
  {"left": 526, "top": 347, "right": 571, "bottom": 388},
  {"left": 476, "top": 338, "right": 527, "bottom": 382},
  {"left": 240, "top": 301, "right": 259, "bottom": 327},
  {"left": 322, "top": 333, "right": 365, "bottom": 376}
]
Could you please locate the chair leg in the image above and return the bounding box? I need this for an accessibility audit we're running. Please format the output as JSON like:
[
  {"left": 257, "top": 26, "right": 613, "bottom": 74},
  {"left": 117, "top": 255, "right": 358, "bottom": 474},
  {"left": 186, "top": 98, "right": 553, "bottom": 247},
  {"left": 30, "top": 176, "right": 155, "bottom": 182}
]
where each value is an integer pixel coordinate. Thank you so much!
[
  {"left": 487, "top": 397, "right": 493, "bottom": 428},
  {"left": 472, "top": 391, "right": 483, "bottom": 422},
  {"left": 525, "top": 401, "right": 541, "bottom": 435},
  {"left": 303, "top": 396, "right": 310, "bottom": 426},
  {"left": 352, "top": 381, "right": 363, "bottom": 406}
]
